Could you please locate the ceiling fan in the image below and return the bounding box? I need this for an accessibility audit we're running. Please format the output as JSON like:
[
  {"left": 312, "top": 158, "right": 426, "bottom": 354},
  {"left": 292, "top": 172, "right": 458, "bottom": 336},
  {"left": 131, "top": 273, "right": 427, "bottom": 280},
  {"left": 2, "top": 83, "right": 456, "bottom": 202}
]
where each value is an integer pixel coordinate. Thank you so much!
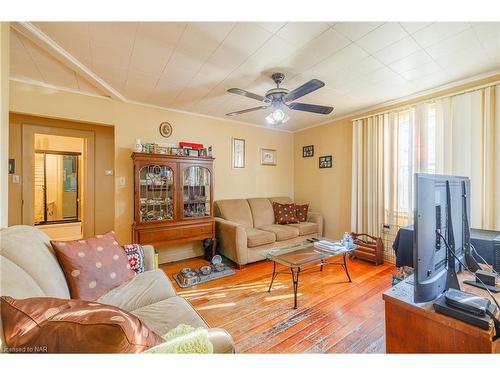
[{"left": 225, "top": 72, "right": 334, "bottom": 125}]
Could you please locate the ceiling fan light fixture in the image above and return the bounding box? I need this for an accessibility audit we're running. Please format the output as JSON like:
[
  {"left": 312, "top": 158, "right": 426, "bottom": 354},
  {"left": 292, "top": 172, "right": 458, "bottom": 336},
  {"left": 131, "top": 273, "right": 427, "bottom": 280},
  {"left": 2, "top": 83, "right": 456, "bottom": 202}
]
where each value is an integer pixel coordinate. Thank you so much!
[{"left": 266, "top": 108, "right": 289, "bottom": 126}]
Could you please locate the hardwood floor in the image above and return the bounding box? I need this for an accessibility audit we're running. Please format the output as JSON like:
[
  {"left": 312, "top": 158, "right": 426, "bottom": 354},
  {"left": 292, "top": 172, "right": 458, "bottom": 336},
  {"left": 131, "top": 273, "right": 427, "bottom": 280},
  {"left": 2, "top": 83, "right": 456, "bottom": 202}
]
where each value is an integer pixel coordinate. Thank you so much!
[{"left": 160, "top": 256, "right": 396, "bottom": 353}]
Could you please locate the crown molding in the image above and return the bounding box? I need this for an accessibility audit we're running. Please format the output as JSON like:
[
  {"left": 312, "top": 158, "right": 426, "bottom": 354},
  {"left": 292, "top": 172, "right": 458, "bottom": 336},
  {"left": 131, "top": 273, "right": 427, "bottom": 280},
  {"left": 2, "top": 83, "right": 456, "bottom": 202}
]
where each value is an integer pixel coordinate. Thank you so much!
[{"left": 11, "top": 22, "right": 126, "bottom": 102}]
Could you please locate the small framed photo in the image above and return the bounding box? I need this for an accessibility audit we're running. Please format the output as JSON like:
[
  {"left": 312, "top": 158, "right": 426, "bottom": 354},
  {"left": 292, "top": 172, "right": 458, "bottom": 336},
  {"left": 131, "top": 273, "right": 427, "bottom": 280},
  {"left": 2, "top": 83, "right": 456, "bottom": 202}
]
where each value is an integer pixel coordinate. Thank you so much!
[
  {"left": 188, "top": 149, "right": 199, "bottom": 157},
  {"left": 303, "top": 145, "right": 314, "bottom": 157},
  {"left": 260, "top": 148, "right": 277, "bottom": 166},
  {"left": 319, "top": 155, "right": 332, "bottom": 168},
  {"left": 232, "top": 138, "right": 245, "bottom": 168}
]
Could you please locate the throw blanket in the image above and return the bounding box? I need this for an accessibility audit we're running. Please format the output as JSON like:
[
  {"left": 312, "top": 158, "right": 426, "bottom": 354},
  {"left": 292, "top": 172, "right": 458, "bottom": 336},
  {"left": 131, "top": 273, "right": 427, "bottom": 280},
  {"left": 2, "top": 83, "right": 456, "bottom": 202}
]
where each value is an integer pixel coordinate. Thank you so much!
[{"left": 144, "top": 324, "right": 213, "bottom": 354}]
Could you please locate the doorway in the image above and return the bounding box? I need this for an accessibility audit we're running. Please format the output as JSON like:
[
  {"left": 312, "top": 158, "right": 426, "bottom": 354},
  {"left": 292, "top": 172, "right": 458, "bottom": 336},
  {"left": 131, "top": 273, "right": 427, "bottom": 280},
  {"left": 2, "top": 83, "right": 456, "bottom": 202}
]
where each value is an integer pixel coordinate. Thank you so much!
[{"left": 22, "top": 125, "right": 95, "bottom": 240}]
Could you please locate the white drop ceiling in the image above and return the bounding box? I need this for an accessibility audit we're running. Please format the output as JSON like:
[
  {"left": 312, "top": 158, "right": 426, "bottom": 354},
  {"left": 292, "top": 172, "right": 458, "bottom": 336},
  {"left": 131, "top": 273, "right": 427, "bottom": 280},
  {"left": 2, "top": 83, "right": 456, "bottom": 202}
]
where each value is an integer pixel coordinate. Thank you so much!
[{"left": 9, "top": 22, "right": 500, "bottom": 131}]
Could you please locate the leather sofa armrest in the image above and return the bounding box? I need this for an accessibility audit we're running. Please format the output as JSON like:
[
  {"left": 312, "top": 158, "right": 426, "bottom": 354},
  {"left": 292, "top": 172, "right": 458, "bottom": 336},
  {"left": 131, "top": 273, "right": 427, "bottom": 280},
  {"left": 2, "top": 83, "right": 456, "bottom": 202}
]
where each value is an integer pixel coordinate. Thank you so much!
[
  {"left": 215, "top": 217, "right": 248, "bottom": 266},
  {"left": 142, "top": 245, "right": 156, "bottom": 271},
  {"left": 307, "top": 211, "right": 324, "bottom": 236},
  {"left": 207, "top": 328, "right": 236, "bottom": 353}
]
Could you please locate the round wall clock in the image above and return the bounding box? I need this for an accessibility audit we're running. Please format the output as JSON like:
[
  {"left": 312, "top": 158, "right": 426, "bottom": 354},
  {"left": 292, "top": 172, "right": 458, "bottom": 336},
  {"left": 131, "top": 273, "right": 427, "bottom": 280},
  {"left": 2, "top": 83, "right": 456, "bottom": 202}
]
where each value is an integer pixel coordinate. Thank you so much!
[{"left": 159, "top": 122, "right": 173, "bottom": 138}]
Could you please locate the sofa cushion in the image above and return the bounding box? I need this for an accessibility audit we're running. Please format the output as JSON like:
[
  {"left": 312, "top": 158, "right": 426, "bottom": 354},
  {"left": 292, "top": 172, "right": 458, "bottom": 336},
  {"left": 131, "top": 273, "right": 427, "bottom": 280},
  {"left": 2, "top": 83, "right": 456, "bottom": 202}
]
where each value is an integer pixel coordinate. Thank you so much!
[
  {"left": 258, "top": 224, "right": 300, "bottom": 241},
  {"left": 1, "top": 296, "right": 163, "bottom": 353},
  {"left": 97, "top": 269, "right": 176, "bottom": 312},
  {"left": 51, "top": 231, "right": 135, "bottom": 301},
  {"left": 214, "top": 199, "right": 254, "bottom": 227},
  {"left": 247, "top": 198, "right": 275, "bottom": 227},
  {"left": 245, "top": 228, "right": 276, "bottom": 248},
  {"left": 271, "top": 202, "right": 299, "bottom": 224},
  {"left": 0, "top": 225, "right": 70, "bottom": 299},
  {"left": 287, "top": 222, "right": 318, "bottom": 236},
  {"left": 131, "top": 297, "right": 208, "bottom": 336}
]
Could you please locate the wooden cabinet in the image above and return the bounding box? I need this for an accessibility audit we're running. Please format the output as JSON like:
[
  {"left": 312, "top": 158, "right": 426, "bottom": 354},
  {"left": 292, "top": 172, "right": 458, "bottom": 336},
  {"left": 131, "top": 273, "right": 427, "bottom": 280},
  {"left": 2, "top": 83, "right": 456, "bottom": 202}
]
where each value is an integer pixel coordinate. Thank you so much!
[{"left": 131, "top": 153, "right": 216, "bottom": 256}]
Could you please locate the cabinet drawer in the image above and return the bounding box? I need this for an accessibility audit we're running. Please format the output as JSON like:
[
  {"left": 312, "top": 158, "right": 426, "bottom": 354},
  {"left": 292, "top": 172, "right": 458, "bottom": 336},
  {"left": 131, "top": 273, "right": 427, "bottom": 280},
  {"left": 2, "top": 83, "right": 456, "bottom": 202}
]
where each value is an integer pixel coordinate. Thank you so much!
[{"left": 136, "top": 222, "right": 214, "bottom": 245}]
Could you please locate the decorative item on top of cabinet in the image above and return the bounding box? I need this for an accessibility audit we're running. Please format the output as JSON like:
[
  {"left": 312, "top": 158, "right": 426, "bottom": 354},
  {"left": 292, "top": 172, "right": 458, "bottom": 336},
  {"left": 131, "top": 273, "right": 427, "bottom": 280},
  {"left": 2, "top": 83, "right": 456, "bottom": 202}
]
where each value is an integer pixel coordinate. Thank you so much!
[{"left": 131, "top": 152, "right": 216, "bottom": 258}]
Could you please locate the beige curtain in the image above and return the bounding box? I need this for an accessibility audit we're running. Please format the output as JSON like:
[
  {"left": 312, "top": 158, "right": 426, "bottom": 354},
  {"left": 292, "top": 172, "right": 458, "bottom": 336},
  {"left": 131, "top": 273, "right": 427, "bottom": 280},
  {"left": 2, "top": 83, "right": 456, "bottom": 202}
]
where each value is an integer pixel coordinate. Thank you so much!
[
  {"left": 351, "top": 114, "right": 386, "bottom": 236},
  {"left": 351, "top": 83, "right": 500, "bottom": 236},
  {"left": 435, "top": 84, "right": 500, "bottom": 229}
]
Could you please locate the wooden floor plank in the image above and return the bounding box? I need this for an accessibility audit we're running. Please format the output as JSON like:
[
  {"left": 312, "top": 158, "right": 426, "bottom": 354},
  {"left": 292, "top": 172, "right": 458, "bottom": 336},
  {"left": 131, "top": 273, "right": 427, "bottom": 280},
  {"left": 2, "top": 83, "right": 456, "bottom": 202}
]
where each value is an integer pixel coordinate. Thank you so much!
[{"left": 160, "top": 256, "right": 396, "bottom": 353}]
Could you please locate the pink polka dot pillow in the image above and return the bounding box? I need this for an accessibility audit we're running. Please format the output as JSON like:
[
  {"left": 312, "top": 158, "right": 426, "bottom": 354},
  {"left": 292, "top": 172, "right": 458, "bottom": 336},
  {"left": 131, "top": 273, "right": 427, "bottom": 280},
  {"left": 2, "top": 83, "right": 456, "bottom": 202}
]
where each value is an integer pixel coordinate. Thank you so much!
[{"left": 51, "top": 231, "right": 135, "bottom": 300}]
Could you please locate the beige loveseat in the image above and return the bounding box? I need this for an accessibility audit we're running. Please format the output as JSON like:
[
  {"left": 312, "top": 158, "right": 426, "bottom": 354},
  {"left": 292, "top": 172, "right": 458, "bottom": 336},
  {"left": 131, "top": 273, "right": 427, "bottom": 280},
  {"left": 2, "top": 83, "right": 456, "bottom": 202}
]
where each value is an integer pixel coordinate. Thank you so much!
[
  {"left": 214, "top": 197, "right": 323, "bottom": 267},
  {"left": 0, "top": 225, "right": 235, "bottom": 353}
]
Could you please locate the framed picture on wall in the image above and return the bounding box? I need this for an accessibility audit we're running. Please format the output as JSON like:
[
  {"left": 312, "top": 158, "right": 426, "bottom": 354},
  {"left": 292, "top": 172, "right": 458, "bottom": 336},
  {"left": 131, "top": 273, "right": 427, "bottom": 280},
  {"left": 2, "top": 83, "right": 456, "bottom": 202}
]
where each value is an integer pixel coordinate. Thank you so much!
[
  {"left": 232, "top": 138, "right": 245, "bottom": 168},
  {"left": 303, "top": 145, "right": 314, "bottom": 157},
  {"left": 319, "top": 155, "right": 332, "bottom": 168},
  {"left": 260, "top": 148, "right": 277, "bottom": 166}
]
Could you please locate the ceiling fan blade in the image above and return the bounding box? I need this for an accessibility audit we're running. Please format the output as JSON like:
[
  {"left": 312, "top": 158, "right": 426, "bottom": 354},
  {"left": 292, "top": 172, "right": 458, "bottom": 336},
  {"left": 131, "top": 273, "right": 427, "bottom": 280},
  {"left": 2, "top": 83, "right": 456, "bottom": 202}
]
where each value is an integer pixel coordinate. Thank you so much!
[
  {"left": 287, "top": 102, "right": 334, "bottom": 115},
  {"left": 227, "top": 88, "right": 265, "bottom": 102},
  {"left": 226, "top": 105, "right": 270, "bottom": 116},
  {"left": 283, "top": 79, "right": 325, "bottom": 102}
]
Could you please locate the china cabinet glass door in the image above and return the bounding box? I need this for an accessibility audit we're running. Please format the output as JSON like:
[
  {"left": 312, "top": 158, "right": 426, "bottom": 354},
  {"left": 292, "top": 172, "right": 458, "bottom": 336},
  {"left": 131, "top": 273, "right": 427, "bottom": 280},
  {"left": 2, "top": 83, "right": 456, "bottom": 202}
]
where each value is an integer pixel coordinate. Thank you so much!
[
  {"left": 182, "top": 166, "right": 211, "bottom": 218},
  {"left": 138, "top": 164, "right": 174, "bottom": 222}
]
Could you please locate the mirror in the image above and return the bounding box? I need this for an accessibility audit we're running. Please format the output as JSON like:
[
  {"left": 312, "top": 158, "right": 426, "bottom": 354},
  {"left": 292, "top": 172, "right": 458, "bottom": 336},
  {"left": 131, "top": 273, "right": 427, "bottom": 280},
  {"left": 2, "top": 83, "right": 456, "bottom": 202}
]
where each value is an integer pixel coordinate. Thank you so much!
[{"left": 34, "top": 152, "right": 80, "bottom": 225}]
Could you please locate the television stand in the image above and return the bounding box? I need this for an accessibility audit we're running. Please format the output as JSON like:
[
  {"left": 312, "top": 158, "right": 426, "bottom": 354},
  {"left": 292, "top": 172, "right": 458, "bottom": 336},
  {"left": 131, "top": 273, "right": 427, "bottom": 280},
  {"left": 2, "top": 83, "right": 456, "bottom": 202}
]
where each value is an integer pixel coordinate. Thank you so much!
[{"left": 383, "top": 273, "right": 499, "bottom": 353}]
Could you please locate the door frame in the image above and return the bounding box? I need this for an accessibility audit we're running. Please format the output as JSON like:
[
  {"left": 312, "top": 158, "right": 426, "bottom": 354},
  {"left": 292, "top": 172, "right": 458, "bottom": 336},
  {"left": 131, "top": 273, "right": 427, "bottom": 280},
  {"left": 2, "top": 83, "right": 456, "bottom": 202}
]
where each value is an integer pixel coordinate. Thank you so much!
[{"left": 22, "top": 124, "right": 96, "bottom": 237}]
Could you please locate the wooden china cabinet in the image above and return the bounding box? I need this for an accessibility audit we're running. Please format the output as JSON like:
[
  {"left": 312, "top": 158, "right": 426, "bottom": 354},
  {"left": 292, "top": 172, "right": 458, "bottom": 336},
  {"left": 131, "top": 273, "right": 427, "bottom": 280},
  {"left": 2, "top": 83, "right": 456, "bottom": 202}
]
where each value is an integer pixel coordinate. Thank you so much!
[{"left": 131, "top": 152, "right": 216, "bottom": 256}]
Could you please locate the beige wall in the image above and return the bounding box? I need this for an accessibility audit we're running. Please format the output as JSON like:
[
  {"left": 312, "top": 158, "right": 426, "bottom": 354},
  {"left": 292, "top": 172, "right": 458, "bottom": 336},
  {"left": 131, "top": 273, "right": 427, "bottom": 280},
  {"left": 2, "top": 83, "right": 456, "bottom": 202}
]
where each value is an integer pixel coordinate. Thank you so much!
[
  {"left": 0, "top": 23, "right": 9, "bottom": 228},
  {"left": 294, "top": 73, "right": 500, "bottom": 239},
  {"left": 9, "top": 80, "right": 294, "bottom": 262},
  {"left": 294, "top": 118, "right": 352, "bottom": 239}
]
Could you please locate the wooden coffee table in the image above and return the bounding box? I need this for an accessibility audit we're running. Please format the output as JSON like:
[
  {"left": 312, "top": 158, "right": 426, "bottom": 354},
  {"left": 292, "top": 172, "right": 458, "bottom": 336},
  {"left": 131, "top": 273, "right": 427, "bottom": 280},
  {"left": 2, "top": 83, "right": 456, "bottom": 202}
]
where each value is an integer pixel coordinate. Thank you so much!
[{"left": 258, "top": 240, "right": 354, "bottom": 309}]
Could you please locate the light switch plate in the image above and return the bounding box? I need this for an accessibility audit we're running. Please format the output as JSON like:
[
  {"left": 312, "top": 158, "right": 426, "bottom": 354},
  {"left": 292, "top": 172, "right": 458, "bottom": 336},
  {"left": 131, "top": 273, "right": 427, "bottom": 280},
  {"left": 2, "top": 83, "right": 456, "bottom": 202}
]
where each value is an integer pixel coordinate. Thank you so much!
[
  {"left": 118, "top": 177, "right": 126, "bottom": 187},
  {"left": 12, "top": 175, "right": 20, "bottom": 184}
]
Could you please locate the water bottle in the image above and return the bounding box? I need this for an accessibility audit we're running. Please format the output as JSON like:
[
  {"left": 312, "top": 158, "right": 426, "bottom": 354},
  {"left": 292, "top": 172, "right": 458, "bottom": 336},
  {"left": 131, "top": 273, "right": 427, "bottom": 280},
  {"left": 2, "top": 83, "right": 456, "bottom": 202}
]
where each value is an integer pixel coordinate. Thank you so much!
[{"left": 342, "top": 232, "right": 349, "bottom": 248}]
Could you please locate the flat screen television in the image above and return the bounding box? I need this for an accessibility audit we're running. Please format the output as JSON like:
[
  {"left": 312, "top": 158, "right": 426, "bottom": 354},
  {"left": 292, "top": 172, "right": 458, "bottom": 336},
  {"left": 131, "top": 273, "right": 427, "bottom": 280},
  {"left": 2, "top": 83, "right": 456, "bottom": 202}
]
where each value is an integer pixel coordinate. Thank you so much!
[{"left": 413, "top": 173, "right": 470, "bottom": 303}]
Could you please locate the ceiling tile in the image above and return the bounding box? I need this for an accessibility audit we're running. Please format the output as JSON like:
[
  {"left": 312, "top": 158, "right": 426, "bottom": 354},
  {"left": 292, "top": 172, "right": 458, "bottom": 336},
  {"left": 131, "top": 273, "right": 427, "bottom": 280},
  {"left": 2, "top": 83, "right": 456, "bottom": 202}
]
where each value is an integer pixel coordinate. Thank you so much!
[
  {"left": 333, "top": 22, "right": 383, "bottom": 41},
  {"left": 425, "top": 29, "right": 480, "bottom": 59},
  {"left": 399, "top": 22, "right": 432, "bottom": 34},
  {"left": 279, "top": 28, "right": 351, "bottom": 74},
  {"left": 472, "top": 22, "right": 500, "bottom": 44},
  {"left": 276, "top": 22, "right": 330, "bottom": 48},
  {"left": 373, "top": 36, "right": 421, "bottom": 65},
  {"left": 255, "top": 22, "right": 286, "bottom": 34},
  {"left": 389, "top": 50, "right": 433, "bottom": 74},
  {"left": 412, "top": 22, "right": 471, "bottom": 48},
  {"left": 400, "top": 61, "right": 442, "bottom": 81},
  {"left": 356, "top": 23, "right": 409, "bottom": 54},
  {"left": 307, "top": 44, "right": 369, "bottom": 78}
]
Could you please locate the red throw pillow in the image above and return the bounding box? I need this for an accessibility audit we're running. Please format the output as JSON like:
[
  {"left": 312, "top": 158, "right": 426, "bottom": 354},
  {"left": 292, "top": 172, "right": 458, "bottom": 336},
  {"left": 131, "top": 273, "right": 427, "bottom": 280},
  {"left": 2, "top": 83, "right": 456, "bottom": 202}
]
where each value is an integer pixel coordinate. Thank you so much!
[
  {"left": 295, "top": 204, "right": 309, "bottom": 222},
  {"left": 0, "top": 296, "right": 163, "bottom": 353},
  {"left": 51, "top": 231, "right": 135, "bottom": 300},
  {"left": 272, "top": 201, "right": 299, "bottom": 224}
]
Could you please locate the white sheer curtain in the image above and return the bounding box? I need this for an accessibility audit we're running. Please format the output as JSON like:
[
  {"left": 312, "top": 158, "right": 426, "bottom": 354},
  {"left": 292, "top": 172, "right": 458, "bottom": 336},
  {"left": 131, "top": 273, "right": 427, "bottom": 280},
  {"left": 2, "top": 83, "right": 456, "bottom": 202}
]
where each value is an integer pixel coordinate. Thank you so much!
[
  {"left": 351, "top": 114, "right": 386, "bottom": 236},
  {"left": 435, "top": 84, "right": 500, "bottom": 229}
]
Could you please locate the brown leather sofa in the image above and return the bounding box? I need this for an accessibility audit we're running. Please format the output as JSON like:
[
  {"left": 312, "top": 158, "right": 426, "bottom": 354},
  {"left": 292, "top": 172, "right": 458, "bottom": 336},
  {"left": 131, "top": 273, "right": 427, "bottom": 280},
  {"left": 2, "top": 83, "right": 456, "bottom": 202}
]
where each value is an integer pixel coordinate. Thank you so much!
[
  {"left": 214, "top": 197, "right": 323, "bottom": 267},
  {"left": 0, "top": 225, "right": 235, "bottom": 353}
]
